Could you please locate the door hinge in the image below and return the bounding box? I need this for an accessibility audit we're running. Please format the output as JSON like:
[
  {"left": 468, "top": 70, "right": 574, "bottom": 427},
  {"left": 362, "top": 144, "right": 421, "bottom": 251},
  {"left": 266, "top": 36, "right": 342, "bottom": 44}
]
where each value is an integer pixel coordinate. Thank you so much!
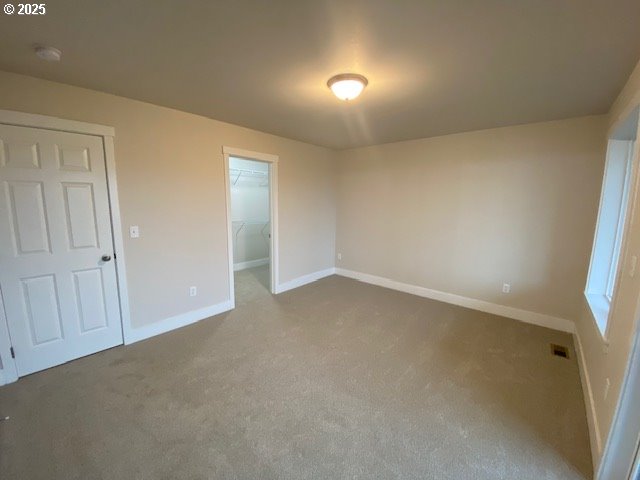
[{"left": 10, "top": 347, "right": 15, "bottom": 358}]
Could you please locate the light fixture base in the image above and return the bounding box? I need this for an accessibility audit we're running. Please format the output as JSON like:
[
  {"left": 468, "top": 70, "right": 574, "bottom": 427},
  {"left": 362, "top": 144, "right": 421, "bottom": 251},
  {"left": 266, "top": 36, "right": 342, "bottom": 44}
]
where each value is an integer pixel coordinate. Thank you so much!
[
  {"left": 35, "top": 46, "right": 62, "bottom": 62},
  {"left": 327, "top": 73, "right": 368, "bottom": 101}
]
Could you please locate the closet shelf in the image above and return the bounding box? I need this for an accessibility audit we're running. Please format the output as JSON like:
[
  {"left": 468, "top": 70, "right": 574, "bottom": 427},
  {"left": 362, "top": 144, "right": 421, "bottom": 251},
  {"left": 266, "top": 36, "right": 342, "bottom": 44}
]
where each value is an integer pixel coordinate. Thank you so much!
[
  {"left": 232, "top": 220, "right": 271, "bottom": 246},
  {"left": 230, "top": 167, "right": 268, "bottom": 185}
]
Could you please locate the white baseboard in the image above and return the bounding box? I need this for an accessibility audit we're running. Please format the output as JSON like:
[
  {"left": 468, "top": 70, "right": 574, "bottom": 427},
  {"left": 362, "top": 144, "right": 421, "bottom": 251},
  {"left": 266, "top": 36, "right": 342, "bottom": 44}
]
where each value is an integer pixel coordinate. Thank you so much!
[
  {"left": 573, "top": 331, "right": 602, "bottom": 469},
  {"left": 2, "top": 300, "right": 235, "bottom": 384},
  {"left": 234, "top": 257, "right": 269, "bottom": 271},
  {"left": 333, "top": 267, "right": 599, "bottom": 470},
  {"left": 124, "top": 300, "right": 234, "bottom": 345},
  {"left": 334, "top": 268, "right": 575, "bottom": 333},
  {"left": 275, "top": 268, "right": 336, "bottom": 294}
]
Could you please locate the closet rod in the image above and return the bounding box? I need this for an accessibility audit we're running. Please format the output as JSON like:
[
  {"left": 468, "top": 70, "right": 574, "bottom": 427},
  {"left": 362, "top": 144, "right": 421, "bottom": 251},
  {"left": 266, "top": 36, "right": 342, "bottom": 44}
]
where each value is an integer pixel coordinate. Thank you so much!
[
  {"left": 232, "top": 220, "right": 270, "bottom": 244},
  {"left": 230, "top": 168, "right": 268, "bottom": 185}
]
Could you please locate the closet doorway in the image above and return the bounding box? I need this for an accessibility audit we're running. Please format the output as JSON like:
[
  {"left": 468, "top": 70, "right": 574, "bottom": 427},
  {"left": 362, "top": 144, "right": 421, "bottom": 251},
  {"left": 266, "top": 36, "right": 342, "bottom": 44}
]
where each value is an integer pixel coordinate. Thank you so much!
[{"left": 223, "top": 147, "right": 279, "bottom": 306}]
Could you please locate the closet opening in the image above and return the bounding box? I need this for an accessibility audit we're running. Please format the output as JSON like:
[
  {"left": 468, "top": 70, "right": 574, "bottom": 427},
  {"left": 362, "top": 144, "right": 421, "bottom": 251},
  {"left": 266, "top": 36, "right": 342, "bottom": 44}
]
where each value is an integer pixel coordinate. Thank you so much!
[{"left": 223, "top": 147, "right": 279, "bottom": 306}]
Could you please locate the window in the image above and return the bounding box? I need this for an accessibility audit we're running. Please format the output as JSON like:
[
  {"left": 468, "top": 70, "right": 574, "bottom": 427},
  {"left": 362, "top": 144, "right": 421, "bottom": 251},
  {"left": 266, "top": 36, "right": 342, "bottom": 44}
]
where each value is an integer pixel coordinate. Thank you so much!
[
  {"left": 586, "top": 108, "right": 638, "bottom": 337},
  {"left": 604, "top": 144, "right": 633, "bottom": 302}
]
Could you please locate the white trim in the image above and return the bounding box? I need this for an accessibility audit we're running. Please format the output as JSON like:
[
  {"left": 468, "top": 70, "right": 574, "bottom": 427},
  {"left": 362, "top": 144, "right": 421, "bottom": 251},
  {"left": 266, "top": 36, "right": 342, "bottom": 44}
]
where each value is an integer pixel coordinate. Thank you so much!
[
  {"left": 222, "top": 146, "right": 279, "bottom": 164},
  {"left": 597, "top": 275, "right": 640, "bottom": 480},
  {"left": 124, "top": 301, "right": 234, "bottom": 344},
  {"left": 335, "top": 268, "right": 575, "bottom": 333},
  {"left": 584, "top": 293, "right": 611, "bottom": 344},
  {"left": 103, "top": 136, "right": 133, "bottom": 345},
  {"left": 586, "top": 130, "right": 640, "bottom": 344},
  {"left": 234, "top": 257, "right": 269, "bottom": 271},
  {"left": 0, "top": 110, "right": 128, "bottom": 385},
  {"left": 223, "top": 146, "right": 279, "bottom": 301},
  {"left": 606, "top": 142, "right": 635, "bottom": 300},
  {"left": 223, "top": 154, "right": 236, "bottom": 310},
  {"left": 275, "top": 268, "right": 336, "bottom": 294},
  {"left": 270, "top": 162, "right": 280, "bottom": 293},
  {"left": 0, "top": 109, "right": 114, "bottom": 137},
  {"left": 598, "top": 314, "right": 640, "bottom": 480},
  {"left": 573, "top": 331, "right": 603, "bottom": 469},
  {"left": 585, "top": 140, "right": 616, "bottom": 306},
  {"left": 593, "top": 107, "right": 640, "bottom": 480}
]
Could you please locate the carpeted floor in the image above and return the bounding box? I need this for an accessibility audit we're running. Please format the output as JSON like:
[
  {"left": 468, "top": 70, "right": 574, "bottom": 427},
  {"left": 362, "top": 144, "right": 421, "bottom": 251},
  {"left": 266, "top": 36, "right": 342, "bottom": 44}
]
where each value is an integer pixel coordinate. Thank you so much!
[{"left": 0, "top": 266, "right": 592, "bottom": 479}]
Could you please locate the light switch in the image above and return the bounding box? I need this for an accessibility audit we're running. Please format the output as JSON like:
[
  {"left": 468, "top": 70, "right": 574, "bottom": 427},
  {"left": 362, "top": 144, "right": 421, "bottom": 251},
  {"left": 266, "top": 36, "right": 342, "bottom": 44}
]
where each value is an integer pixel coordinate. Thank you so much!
[
  {"left": 630, "top": 255, "right": 637, "bottom": 277},
  {"left": 129, "top": 225, "right": 140, "bottom": 238}
]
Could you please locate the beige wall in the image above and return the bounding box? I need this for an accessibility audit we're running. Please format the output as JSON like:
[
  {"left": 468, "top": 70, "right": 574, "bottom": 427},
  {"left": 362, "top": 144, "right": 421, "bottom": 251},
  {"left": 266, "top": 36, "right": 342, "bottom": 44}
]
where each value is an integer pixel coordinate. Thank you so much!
[
  {"left": 576, "top": 58, "right": 640, "bottom": 463},
  {"left": 0, "top": 71, "right": 336, "bottom": 330},
  {"left": 336, "top": 116, "right": 606, "bottom": 321},
  {"left": 3, "top": 62, "right": 640, "bottom": 471}
]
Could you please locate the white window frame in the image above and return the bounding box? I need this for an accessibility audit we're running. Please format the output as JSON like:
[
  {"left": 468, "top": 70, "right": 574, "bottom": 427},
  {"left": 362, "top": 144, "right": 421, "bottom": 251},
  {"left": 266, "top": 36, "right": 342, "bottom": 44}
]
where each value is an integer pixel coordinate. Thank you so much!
[
  {"left": 605, "top": 149, "right": 633, "bottom": 302},
  {"left": 585, "top": 109, "right": 639, "bottom": 341}
]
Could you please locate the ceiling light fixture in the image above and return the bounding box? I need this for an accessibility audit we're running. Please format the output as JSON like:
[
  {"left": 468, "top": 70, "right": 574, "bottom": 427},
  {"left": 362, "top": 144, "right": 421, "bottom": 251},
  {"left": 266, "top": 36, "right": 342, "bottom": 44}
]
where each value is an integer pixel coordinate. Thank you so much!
[
  {"left": 327, "top": 73, "right": 368, "bottom": 101},
  {"left": 34, "top": 45, "right": 62, "bottom": 62}
]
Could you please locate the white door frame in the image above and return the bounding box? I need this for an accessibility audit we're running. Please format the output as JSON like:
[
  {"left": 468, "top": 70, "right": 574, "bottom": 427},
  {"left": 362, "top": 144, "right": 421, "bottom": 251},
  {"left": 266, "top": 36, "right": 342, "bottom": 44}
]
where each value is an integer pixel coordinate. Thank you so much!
[
  {"left": 597, "top": 307, "right": 640, "bottom": 480},
  {"left": 0, "top": 109, "right": 131, "bottom": 386},
  {"left": 222, "top": 146, "right": 279, "bottom": 303}
]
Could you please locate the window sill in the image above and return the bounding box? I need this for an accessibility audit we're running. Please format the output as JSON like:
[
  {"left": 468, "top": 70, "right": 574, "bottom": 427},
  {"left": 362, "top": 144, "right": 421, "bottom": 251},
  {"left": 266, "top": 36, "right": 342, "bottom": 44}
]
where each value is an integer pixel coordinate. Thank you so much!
[{"left": 585, "top": 292, "right": 611, "bottom": 344}]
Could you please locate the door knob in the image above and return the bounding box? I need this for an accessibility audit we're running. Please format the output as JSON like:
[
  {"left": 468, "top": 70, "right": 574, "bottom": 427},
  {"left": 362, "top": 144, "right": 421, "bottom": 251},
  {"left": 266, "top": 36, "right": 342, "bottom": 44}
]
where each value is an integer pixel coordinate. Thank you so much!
[{"left": 101, "top": 255, "right": 112, "bottom": 262}]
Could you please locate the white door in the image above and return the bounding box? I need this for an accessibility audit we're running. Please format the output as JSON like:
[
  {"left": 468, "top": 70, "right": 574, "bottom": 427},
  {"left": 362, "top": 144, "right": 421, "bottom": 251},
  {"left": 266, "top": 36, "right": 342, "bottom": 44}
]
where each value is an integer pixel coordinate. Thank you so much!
[{"left": 0, "top": 124, "right": 123, "bottom": 376}]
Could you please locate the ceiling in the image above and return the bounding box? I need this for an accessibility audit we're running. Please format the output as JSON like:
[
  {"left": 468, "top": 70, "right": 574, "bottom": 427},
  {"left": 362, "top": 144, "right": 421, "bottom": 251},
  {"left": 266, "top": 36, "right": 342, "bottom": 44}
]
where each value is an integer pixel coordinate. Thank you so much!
[{"left": 1, "top": 0, "right": 639, "bottom": 149}]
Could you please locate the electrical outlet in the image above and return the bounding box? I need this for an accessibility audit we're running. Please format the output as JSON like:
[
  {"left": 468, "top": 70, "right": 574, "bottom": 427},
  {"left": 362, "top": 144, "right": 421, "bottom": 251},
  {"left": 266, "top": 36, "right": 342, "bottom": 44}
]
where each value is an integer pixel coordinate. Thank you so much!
[
  {"left": 337, "top": 253, "right": 342, "bottom": 261},
  {"left": 502, "top": 283, "right": 511, "bottom": 294},
  {"left": 129, "top": 225, "right": 140, "bottom": 238},
  {"left": 189, "top": 286, "right": 197, "bottom": 297},
  {"left": 604, "top": 378, "right": 611, "bottom": 400}
]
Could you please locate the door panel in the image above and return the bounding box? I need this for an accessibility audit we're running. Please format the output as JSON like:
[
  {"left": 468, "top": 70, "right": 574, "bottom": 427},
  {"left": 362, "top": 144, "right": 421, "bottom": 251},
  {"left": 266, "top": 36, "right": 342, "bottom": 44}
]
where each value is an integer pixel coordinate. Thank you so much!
[
  {"left": 7, "top": 180, "right": 51, "bottom": 254},
  {"left": 0, "top": 124, "right": 122, "bottom": 376},
  {"left": 73, "top": 268, "right": 108, "bottom": 332},
  {"left": 62, "top": 182, "right": 99, "bottom": 249},
  {"left": 21, "top": 274, "right": 64, "bottom": 345},
  {"left": 1, "top": 139, "right": 40, "bottom": 168},
  {"left": 56, "top": 144, "right": 91, "bottom": 172}
]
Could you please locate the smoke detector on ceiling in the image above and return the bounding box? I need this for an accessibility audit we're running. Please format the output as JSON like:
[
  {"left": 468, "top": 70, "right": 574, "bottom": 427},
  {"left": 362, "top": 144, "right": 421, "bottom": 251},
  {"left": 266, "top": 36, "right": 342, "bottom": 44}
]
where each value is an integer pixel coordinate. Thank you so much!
[{"left": 34, "top": 46, "right": 62, "bottom": 62}]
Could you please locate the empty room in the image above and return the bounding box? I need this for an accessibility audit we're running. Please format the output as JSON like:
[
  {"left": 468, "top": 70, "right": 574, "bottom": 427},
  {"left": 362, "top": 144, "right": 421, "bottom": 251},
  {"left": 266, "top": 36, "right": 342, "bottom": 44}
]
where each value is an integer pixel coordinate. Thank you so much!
[{"left": 1, "top": 1, "right": 640, "bottom": 479}]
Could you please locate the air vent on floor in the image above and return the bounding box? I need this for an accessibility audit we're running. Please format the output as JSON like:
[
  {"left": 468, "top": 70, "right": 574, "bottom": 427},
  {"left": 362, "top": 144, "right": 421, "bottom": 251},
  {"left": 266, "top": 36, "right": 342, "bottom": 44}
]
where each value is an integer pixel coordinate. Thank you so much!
[{"left": 550, "top": 344, "right": 569, "bottom": 359}]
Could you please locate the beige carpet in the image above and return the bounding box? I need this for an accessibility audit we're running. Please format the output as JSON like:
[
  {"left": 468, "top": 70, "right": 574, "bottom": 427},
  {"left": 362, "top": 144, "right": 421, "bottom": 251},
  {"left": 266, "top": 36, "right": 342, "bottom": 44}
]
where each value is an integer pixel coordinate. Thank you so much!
[{"left": 0, "top": 266, "right": 592, "bottom": 479}]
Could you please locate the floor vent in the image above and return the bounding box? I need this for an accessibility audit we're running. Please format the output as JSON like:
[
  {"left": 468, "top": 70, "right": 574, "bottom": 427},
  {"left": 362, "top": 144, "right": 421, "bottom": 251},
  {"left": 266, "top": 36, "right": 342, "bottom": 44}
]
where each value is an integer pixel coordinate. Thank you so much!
[{"left": 550, "top": 344, "right": 569, "bottom": 359}]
